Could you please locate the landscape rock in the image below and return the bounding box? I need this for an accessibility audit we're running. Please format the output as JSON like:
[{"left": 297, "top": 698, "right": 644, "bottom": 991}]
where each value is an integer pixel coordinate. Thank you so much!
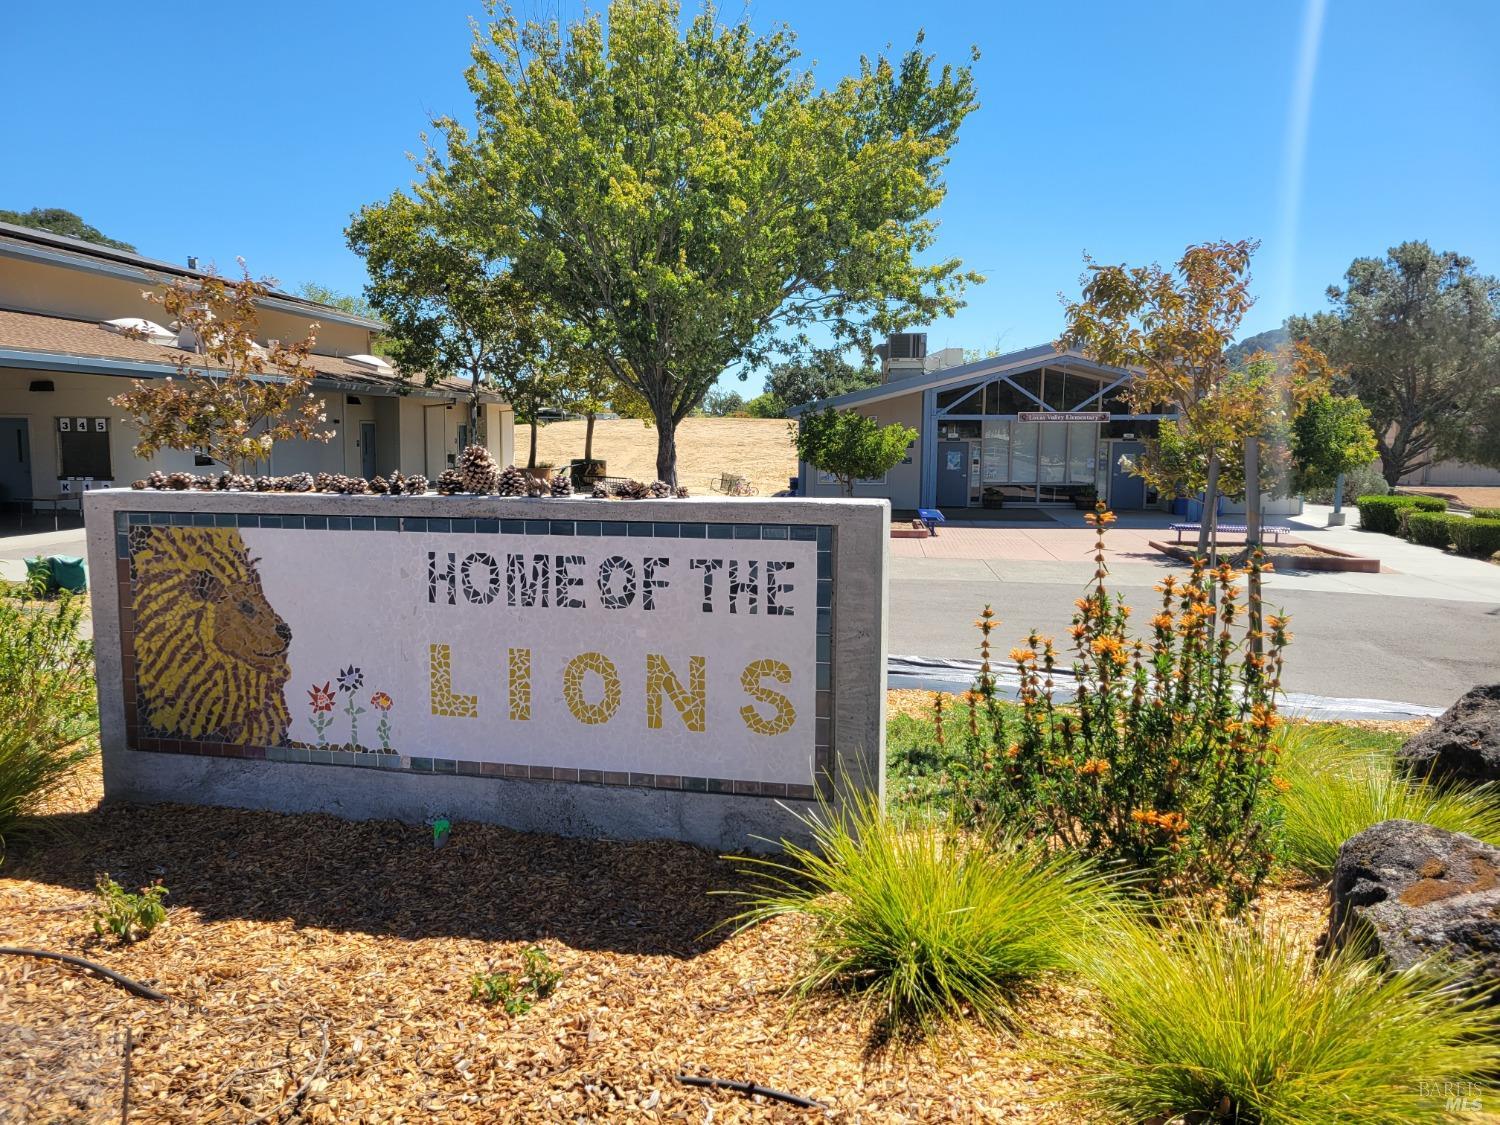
[
  {"left": 1396, "top": 683, "right": 1500, "bottom": 784},
  {"left": 1326, "top": 819, "right": 1500, "bottom": 1000}
]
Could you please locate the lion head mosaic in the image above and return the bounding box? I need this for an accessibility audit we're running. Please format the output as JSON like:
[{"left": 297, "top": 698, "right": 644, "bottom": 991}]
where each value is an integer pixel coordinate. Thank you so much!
[{"left": 130, "top": 526, "right": 292, "bottom": 746}]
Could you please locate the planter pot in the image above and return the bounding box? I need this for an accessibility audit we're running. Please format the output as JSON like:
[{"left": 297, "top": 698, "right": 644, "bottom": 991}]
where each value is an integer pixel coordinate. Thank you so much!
[{"left": 525, "top": 466, "right": 554, "bottom": 481}]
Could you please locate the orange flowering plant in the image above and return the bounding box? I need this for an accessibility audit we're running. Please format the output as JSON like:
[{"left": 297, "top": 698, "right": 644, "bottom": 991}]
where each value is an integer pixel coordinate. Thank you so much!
[{"left": 940, "top": 504, "right": 1288, "bottom": 909}]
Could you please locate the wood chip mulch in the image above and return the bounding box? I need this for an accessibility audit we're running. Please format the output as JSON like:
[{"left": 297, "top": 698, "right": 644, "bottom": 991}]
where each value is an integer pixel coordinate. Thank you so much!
[{"left": 1, "top": 756, "right": 1117, "bottom": 1123}]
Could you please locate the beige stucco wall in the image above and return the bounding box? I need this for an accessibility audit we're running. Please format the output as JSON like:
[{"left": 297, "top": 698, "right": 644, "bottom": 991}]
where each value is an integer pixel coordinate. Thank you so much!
[
  {"left": 0, "top": 254, "right": 371, "bottom": 358},
  {"left": 799, "top": 389, "right": 923, "bottom": 509},
  {"left": 0, "top": 366, "right": 501, "bottom": 490}
]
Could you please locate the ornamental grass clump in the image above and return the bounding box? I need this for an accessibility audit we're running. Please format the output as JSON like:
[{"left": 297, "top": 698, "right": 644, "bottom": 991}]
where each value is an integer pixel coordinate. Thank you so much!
[
  {"left": 727, "top": 797, "right": 1121, "bottom": 1033},
  {"left": 944, "top": 506, "right": 1287, "bottom": 908},
  {"left": 0, "top": 591, "right": 97, "bottom": 859},
  {"left": 1277, "top": 725, "right": 1500, "bottom": 880},
  {"left": 1068, "top": 913, "right": 1500, "bottom": 1124}
]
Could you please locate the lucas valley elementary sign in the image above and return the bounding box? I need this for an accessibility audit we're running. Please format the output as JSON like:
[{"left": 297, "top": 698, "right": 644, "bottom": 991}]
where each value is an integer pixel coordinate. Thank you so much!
[{"left": 86, "top": 492, "right": 888, "bottom": 850}]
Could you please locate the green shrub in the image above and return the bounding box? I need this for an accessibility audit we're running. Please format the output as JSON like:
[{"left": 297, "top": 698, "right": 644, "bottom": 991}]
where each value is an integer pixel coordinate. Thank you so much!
[
  {"left": 1403, "top": 511, "right": 1458, "bottom": 549},
  {"left": 943, "top": 511, "right": 1286, "bottom": 909},
  {"left": 1471, "top": 505, "right": 1500, "bottom": 520},
  {"left": 90, "top": 876, "right": 168, "bottom": 942},
  {"left": 1357, "top": 493, "right": 1442, "bottom": 533},
  {"left": 0, "top": 592, "right": 98, "bottom": 858},
  {"left": 1301, "top": 461, "right": 1387, "bottom": 505},
  {"left": 727, "top": 796, "right": 1120, "bottom": 1032},
  {"left": 1451, "top": 517, "right": 1500, "bottom": 559},
  {"left": 1277, "top": 726, "right": 1500, "bottom": 880},
  {"left": 1069, "top": 913, "right": 1500, "bottom": 1124},
  {"left": 470, "top": 946, "right": 561, "bottom": 1014}
]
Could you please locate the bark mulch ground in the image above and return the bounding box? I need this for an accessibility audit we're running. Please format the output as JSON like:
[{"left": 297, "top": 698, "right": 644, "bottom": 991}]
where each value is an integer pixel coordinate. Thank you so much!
[{"left": 1, "top": 754, "right": 1117, "bottom": 1123}]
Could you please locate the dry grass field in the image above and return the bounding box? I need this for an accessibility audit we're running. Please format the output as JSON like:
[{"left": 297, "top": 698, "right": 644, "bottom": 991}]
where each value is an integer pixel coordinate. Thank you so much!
[{"left": 532, "top": 417, "right": 798, "bottom": 496}]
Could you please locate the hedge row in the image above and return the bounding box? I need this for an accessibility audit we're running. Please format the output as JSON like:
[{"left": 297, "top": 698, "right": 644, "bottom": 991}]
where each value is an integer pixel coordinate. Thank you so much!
[
  {"left": 1355, "top": 494, "right": 1446, "bottom": 535},
  {"left": 1471, "top": 506, "right": 1500, "bottom": 521},
  {"left": 1453, "top": 518, "right": 1500, "bottom": 559},
  {"left": 1404, "top": 511, "right": 1455, "bottom": 549}
]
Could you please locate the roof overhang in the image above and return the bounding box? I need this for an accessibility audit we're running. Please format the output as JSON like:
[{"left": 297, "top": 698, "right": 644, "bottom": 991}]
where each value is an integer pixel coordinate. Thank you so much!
[
  {"left": 785, "top": 344, "right": 1136, "bottom": 416},
  {"left": 0, "top": 229, "right": 387, "bottom": 333},
  {"left": 0, "top": 346, "right": 505, "bottom": 404}
]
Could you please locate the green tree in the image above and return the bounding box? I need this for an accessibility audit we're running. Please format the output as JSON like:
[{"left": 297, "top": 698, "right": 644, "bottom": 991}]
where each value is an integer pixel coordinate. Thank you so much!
[
  {"left": 765, "top": 354, "right": 882, "bottom": 410},
  {"left": 434, "top": 0, "right": 980, "bottom": 484},
  {"left": 1291, "top": 391, "right": 1379, "bottom": 493},
  {"left": 0, "top": 207, "right": 135, "bottom": 251},
  {"left": 296, "top": 282, "right": 393, "bottom": 356},
  {"left": 744, "top": 392, "right": 787, "bottom": 418},
  {"left": 1289, "top": 242, "right": 1500, "bottom": 485},
  {"left": 347, "top": 191, "right": 548, "bottom": 450},
  {"left": 702, "top": 389, "right": 746, "bottom": 417},
  {"left": 1059, "top": 240, "right": 1266, "bottom": 557},
  {"left": 795, "top": 407, "right": 916, "bottom": 496}
]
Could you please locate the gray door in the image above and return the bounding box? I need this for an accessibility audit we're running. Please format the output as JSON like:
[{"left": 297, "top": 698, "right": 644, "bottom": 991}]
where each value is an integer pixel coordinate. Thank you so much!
[
  {"left": 0, "top": 419, "right": 32, "bottom": 504},
  {"left": 360, "top": 421, "right": 377, "bottom": 478},
  {"left": 1109, "top": 441, "right": 1147, "bottom": 510},
  {"left": 937, "top": 440, "right": 970, "bottom": 508}
]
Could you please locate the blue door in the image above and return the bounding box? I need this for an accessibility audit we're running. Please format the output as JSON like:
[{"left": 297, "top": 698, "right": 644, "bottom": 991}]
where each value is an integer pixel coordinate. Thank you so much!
[
  {"left": 937, "top": 441, "right": 970, "bottom": 507},
  {"left": 0, "top": 419, "right": 32, "bottom": 505},
  {"left": 1109, "top": 441, "right": 1146, "bottom": 510}
]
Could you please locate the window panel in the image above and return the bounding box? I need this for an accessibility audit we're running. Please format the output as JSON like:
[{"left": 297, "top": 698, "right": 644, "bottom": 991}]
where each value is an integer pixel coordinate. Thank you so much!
[
  {"left": 981, "top": 420, "right": 1010, "bottom": 482},
  {"left": 1039, "top": 423, "right": 1068, "bottom": 483},
  {"left": 1010, "top": 421, "right": 1038, "bottom": 483},
  {"left": 1068, "top": 423, "right": 1098, "bottom": 482}
]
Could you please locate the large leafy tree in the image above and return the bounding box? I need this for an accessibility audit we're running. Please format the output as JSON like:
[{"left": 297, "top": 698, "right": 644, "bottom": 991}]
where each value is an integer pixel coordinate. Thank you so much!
[
  {"left": 0, "top": 207, "right": 135, "bottom": 251},
  {"left": 347, "top": 192, "right": 548, "bottom": 450},
  {"left": 765, "top": 353, "right": 882, "bottom": 410},
  {"left": 433, "top": 0, "right": 980, "bottom": 483},
  {"left": 1288, "top": 242, "right": 1500, "bottom": 485}
]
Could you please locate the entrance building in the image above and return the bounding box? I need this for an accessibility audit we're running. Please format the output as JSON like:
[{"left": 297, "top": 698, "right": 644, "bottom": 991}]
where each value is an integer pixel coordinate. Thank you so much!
[{"left": 791, "top": 335, "right": 1174, "bottom": 512}]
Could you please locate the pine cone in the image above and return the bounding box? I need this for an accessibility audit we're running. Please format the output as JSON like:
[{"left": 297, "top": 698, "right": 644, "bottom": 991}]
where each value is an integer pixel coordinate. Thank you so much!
[
  {"left": 436, "top": 468, "right": 465, "bottom": 495},
  {"left": 369, "top": 475, "right": 389, "bottom": 495},
  {"left": 591, "top": 481, "right": 612, "bottom": 499},
  {"left": 496, "top": 465, "right": 528, "bottom": 498},
  {"left": 525, "top": 474, "right": 546, "bottom": 498},
  {"left": 648, "top": 479, "right": 672, "bottom": 499},
  {"left": 165, "top": 471, "right": 195, "bottom": 491},
  {"left": 145, "top": 470, "right": 167, "bottom": 490},
  {"left": 191, "top": 476, "right": 215, "bottom": 490},
  {"left": 675, "top": 485, "right": 690, "bottom": 499},
  {"left": 456, "top": 444, "right": 500, "bottom": 494},
  {"left": 550, "top": 472, "right": 573, "bottom": 497},
  {"left": 131, "top": 479, "right": 147, "bottom": 490},
  {"left": 406, "top": 474, "right": 429, "bottom": 495}
]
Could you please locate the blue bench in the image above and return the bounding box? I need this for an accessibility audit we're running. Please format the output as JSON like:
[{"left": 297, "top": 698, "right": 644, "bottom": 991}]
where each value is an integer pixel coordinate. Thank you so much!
[
  {"left": 916, "top": 508, "right": 946, "bottom": 536},
  {"left": 1170, "top": 522, "right": 1291, "bottom": 544}
]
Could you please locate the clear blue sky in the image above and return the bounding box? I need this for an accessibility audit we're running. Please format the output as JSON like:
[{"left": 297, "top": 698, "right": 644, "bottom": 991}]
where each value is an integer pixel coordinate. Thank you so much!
[{"left": 3, "top": 0, "right": 1496, "bottom": 393}]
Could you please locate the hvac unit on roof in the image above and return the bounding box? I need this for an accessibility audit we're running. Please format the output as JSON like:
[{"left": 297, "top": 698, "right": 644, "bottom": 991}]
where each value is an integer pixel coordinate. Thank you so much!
[
  {"left": 346, "top": 353, "right": 393, "bottom": 374},
  {"left": 100, "top": 317, "right": 175, "bottom": 344}
]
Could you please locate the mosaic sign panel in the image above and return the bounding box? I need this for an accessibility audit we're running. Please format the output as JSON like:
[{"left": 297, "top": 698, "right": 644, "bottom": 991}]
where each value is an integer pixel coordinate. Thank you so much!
[{"left": 114, "top": 512, "right": 833, "bottom": 800}]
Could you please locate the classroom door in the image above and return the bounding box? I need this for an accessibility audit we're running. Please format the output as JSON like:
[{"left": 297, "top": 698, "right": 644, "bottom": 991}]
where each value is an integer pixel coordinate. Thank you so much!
[
  {"left": 937, "top": 440, "right": 970, "bottom": 507},
  {"left": 0, "top": 419, "right": 32, "bottom": 503},
  {"left": 360, "top": 422, "right": 377, "bottom": 479},
  {"left": 1109, "top": 441, "right": 1147, "bottom": 510}
]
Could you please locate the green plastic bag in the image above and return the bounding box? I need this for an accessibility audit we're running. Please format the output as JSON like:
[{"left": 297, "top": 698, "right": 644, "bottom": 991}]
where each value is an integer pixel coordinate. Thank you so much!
[
  {"left": 49, "top": 555, "right": 87, "bottom": 594},
  {"left": 23, "top": 555, "right": 87, "bottom": 596}
]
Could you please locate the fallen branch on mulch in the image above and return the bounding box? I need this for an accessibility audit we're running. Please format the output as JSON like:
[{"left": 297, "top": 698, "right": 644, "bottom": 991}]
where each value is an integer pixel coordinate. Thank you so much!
[
  {"left": 677, "top": 1073, "right": 825, "bottom": 1109},
  {"left": 0, "top": 947, "right": 168, "bottom": 1001}
]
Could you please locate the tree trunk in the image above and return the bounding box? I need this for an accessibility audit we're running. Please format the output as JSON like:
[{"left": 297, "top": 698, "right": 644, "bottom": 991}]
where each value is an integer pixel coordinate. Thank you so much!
[
  {"left": 527, "top": 417, "right": 538, "bottom": 469},
  {"left": 1244, "top": 437, "right": 1262, "bottom": 548},
  {"left": 1196, "top": 453, "right": 1222, "bottom": 561},
  {"left": 654, "top": 415, "right": 677, "bottom": 486},
  {"left": 584, "top": 412, "right": 596, "bottom": 463},
  {"left": 468, "top": 395, "right": 481, "bottom": 451}
]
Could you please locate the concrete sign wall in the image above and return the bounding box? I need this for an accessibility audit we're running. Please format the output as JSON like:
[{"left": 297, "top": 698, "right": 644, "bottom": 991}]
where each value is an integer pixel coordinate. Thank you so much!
[{"left": 85, "top": 492, "right": 888, "bottom": 850}]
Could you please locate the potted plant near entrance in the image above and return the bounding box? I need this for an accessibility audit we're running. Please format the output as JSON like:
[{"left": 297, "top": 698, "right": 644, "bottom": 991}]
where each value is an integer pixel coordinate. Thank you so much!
[{"left": 1071, "top": 485, "right": 1098, "bottom": 510}]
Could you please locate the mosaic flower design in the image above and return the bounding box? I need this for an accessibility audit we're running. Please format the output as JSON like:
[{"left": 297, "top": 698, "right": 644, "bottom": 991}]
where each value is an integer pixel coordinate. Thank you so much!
[
  {"left": 334, "top": 666, "right": 367, "bottom": 747},
  {"left": 371, "top": 690, "right": 394, "bottom": 751},
  {"left": 337, "top": 666, "right": 364, "bottom": 694},
  {"left": 307, "top": 681, "right": 336, "bottom": 745}
]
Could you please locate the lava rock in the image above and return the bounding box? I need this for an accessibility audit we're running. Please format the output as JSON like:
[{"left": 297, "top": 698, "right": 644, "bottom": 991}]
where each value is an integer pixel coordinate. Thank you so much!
[
  {"left": 1326, "top": 819, "right": 1500, "bottom": 1000},
  {"left": 1397, "top": 684, "right": 1500, "bottom": 784}
]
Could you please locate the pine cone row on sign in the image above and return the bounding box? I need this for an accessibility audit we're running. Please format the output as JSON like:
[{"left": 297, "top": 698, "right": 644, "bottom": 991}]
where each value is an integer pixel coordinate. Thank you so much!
[
  {"left": 496, "top": 465, "right": 528, "bottom": 498},
  {"left": 456, "top": 444, "right": 500, "bottom": 495},
  {"left": 549, "top": 472, "right": 573, "bottom": 497}
]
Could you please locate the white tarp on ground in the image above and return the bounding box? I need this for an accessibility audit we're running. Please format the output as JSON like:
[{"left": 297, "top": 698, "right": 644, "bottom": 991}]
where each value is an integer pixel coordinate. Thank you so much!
[{"left": 888, "top": 655, "right": 1444, "bottom": 722}]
